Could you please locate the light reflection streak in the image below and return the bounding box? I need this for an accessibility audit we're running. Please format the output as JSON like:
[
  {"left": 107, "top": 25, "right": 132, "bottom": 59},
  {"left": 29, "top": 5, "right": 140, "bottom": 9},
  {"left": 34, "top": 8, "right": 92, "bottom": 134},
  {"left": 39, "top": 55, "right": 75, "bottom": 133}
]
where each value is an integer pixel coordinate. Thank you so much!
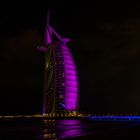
[{"left": 56, "top": 120, "right": 90, "bottom": 139}]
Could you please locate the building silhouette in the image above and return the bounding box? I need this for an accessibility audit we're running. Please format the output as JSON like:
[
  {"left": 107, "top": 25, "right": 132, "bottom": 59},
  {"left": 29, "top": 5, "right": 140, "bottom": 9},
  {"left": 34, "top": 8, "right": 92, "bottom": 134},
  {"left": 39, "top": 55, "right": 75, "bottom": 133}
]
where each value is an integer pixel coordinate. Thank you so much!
[{"left": 38, "top": 15, "right": 79, "bottom": 114}]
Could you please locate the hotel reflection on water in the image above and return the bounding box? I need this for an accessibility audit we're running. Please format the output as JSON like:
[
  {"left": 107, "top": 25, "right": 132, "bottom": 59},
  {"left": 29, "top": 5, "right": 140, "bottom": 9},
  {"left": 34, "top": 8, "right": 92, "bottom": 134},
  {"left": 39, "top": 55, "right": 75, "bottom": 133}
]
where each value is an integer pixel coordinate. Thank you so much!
[
  {"left": 41, "top": 119, "right": 84, "bottom": 140},
  {"left": 41, "top": 119, "right": 56, "bottom": 140}
]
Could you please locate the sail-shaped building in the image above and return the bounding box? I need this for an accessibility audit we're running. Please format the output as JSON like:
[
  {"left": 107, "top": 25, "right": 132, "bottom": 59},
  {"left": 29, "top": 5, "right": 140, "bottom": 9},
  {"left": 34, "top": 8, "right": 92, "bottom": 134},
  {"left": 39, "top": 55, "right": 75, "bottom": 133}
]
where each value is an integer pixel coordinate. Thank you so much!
[{"left": 38, "top": 15, "right": 79, "bottom": 114}]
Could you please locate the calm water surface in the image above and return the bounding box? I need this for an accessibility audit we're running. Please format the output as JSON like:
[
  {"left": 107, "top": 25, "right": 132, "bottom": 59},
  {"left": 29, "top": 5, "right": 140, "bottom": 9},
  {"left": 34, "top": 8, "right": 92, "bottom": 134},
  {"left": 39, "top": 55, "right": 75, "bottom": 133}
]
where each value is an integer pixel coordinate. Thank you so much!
[{"left": 0, "top": 118, "right": 140, "bottom": 139}]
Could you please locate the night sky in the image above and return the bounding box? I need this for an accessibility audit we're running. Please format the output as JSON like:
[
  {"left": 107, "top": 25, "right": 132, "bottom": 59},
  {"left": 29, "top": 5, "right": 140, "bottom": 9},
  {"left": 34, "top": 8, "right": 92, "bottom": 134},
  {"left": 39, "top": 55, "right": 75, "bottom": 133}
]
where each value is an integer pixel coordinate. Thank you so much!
[{"left": 0, "top": 1, "right": 140, "bottom": 115}]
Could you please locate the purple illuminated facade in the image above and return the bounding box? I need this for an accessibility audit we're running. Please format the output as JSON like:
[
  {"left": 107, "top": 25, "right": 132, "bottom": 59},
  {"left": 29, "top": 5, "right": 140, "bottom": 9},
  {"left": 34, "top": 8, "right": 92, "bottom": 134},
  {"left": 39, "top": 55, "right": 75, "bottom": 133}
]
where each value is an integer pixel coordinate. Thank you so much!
[
  {"left": 61, "top": 42, "right": 78, "bottom": 110},
  {"left": 38, "top": 16, "right": 79, "bottom": 114}
]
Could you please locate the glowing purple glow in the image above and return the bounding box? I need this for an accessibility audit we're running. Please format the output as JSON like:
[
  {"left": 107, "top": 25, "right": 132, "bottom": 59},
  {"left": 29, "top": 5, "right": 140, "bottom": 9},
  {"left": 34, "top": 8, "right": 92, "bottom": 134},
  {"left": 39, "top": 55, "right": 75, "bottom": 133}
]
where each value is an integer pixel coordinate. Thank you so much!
[
  {"left": 66, "top": 88, "right": 78, "bottom": 92},
  {"left": 37, "top": 46, "right": 47, "bottom": 52},
  {"left": 43, "top": 17, "right": 79, "bottom": 113},
  {"left": 63, "top": 55, "right": 71, "bottom": 58},
  {"left": 65, "top": 70, "right": 76, "bottom": 75},
  {"left": 64, "top": 58, "right": 73, "bottom": 62},
  {"left": 64, "top": 61, "right": 73, "bottom": 65},
  {"left": 65, "top": 81, "right": 77, "bottom": 85},
  {"left": 61, "top": 44, "right": 79, "bottom": 111},
  {"left": 65, "top": 65, "right": 75, "bottom": 70},
  {"left": 45, "top": 26, "right": 52, "bottom": 45},
  {"left": 65, "top": 77, "right": 76, "bottom": 81},
  {"left": 57, "top": 120, "right": 83, "bottom": 139},
  {"left": 66, "top": 94, "right": 77, "bottom": 98},
  {"left": 65, "top": 75, "right": 76, "bottom": 79},
  {"left": 62, "top": 38, "right": 70, "bottom": 43}
]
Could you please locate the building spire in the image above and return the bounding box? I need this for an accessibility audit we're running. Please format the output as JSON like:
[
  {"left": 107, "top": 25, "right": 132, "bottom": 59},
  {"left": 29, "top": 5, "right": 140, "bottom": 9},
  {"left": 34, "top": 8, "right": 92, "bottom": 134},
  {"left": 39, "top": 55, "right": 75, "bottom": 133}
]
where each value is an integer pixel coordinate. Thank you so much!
[{"left": 45, "top": 10, "right": 52, "bottom": 46}]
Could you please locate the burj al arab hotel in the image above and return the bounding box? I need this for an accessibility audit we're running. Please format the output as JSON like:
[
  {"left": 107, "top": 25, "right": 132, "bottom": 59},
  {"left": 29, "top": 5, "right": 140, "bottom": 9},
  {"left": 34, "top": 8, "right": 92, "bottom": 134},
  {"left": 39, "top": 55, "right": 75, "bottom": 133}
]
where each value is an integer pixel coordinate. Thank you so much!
[{"left": 38, "top": 14, "right": 79, "bottom": 114}]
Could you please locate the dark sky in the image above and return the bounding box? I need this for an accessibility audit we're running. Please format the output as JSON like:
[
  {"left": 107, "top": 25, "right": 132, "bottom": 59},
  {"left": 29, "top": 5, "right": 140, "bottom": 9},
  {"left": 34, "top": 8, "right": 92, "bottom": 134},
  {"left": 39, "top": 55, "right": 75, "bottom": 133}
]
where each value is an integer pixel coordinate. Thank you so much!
[{"left": 0, "top": 1, "right": 140, "bottom": 115}]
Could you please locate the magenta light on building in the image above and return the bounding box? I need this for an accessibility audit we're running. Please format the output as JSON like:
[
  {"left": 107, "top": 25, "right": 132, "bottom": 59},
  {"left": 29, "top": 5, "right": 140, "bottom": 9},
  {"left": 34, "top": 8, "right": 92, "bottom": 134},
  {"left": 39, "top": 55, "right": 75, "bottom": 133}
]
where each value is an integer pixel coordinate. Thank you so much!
[{"left": 38, "top": 13, "right": 79, "bottom": 114}]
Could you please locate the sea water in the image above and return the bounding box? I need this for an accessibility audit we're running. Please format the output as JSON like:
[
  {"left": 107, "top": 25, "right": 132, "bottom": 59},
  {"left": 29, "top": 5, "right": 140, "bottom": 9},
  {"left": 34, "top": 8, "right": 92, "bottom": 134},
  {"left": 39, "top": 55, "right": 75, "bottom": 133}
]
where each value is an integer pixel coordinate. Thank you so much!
[{"left": 0, "top": 118, "right": 139, "bottom": 139}]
